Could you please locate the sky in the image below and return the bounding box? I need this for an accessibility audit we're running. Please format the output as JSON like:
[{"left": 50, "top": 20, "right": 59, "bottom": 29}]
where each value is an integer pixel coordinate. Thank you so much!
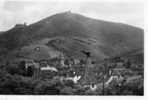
[{"left": 0, "top": 0, "right": 144, "bottom": 31}]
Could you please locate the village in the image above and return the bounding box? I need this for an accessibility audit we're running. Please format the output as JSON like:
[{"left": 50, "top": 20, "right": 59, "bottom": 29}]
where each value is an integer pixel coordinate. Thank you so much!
[{"left": 7, "top": 49, "right": 142, "bottom": 94}]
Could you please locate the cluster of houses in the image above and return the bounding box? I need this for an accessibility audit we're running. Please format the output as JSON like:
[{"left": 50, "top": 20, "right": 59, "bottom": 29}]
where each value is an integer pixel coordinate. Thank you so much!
[
  {"left": 10, "top": 50, "right": 142, "bottom": 92},
  {"left": 17, "top": 53, "right": 87, "bottom": 82}
]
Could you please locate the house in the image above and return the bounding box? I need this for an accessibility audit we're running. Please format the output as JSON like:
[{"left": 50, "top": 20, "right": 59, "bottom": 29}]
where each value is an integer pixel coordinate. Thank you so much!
[
  {"left": 126, "top": 75, "right": 142, "bottom": 83},
  {"left": 63, "top": 75, "right": 82, "bottom": 84},
  {"left": 25, "top": 60, "right": 39, "bottom": 69},
  {"left": 40, "top": 65, "right": 58, "bottom": 72},
  {"left": 73, "top": 59, "right": 80, "bottom": 65},
  {"left": 14, "top": 23, "right": 27, "bottom": 28},
  {"left": 19, "top": 59, "right": 58, "bottom": 79},
  {"left": 105, "top": 75, "right": 124, "bottom": 86},
  {"left": 23, "top": 59, "right": 40, "bottom": 77},
  {"left": 37, "top": 59, "right": 58, "bottom": 79}
]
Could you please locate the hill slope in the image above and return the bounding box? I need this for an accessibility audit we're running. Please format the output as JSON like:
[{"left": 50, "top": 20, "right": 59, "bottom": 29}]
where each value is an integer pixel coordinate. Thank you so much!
[{"left": 0, "top": 12, "right": 144, "bottom": 62}]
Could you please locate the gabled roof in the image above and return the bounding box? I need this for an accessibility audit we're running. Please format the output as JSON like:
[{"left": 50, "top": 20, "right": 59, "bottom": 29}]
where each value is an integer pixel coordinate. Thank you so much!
[{"left": 40, "top": 66, "right": 58, "bottom": 72}]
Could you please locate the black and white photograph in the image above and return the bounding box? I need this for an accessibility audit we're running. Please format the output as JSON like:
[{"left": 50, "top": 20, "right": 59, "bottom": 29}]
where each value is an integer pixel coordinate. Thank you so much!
[{"left": 0, "top": 0, "right": 144, "bottom": 96}]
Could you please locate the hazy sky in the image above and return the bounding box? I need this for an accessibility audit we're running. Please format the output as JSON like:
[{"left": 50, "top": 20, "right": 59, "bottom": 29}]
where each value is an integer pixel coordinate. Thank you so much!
[{"left": 0, "top": 0, "right": 144, "bottom": 31}]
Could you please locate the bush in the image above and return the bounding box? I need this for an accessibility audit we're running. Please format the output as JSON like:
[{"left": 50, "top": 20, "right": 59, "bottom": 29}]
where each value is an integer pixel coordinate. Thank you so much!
[
  {"left": 34, "top": 80, "right": 61, "bottom": 95},
  {"left": 60, "top": 87, "right": 75, "bottom": 95},
  {"left": 4, "top": 63, "right": 26, "bottom": 76},
  {"left": 0, "top": 70, "right": 37, "bottom": 94}
]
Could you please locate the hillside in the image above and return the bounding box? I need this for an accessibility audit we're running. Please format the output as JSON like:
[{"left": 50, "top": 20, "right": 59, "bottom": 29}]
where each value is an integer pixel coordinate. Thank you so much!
[{"left": 0, "top": 12, "right": 144, "bottom": 62}]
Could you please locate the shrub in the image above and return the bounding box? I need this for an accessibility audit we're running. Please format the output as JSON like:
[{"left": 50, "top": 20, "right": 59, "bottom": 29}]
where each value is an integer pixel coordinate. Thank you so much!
[{"left": 60, "top": 87, "right": 75, "bottom": 95}]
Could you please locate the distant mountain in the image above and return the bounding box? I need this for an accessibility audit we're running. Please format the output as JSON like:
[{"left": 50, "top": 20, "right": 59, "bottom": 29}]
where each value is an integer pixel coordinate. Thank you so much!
[{"left": 0, "top": 12, "right": 144, "bottom": 63}]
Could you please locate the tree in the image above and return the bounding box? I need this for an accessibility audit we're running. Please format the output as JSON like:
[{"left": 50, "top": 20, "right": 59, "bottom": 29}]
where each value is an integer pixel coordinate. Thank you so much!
[{"left": 18, "top": 61, "right": 26, "bottom": 76}]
